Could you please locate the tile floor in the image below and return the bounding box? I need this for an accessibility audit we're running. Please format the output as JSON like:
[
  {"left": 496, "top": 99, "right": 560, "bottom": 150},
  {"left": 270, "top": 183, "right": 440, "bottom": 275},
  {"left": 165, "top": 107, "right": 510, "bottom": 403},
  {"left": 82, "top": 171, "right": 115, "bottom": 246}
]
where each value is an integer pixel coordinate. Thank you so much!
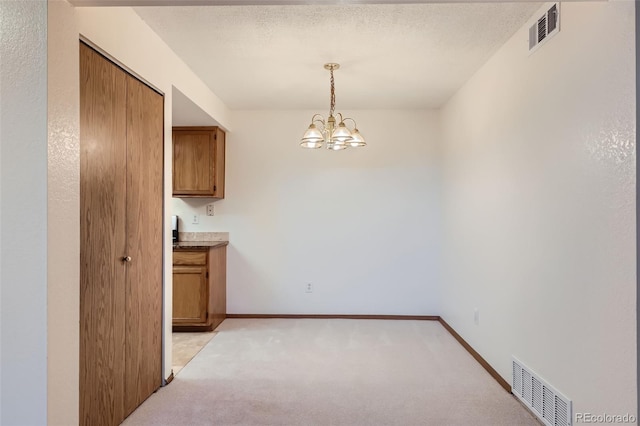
[{"left": 172, "top": 331, "right": 217, "bottom": 375}]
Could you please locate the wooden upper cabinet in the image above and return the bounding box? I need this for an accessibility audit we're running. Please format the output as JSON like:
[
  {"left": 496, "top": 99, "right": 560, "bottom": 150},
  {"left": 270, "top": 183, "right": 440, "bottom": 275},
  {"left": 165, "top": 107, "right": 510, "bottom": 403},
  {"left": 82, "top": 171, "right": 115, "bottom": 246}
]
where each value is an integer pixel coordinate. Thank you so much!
[{"left": 172, "top": 126, "right": 225, "bottom": 198}]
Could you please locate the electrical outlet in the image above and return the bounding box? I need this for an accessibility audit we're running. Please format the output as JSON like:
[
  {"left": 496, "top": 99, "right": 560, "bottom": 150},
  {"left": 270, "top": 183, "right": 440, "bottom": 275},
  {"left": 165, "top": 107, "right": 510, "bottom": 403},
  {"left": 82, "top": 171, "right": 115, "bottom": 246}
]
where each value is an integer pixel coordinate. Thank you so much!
[
  {"left": 305, "top": 283, "right": 313, "bottom": 293},
  {"left": 474, "top": 308, "right": 479, "bottom": 325},
  {"left": 192, "top": 214, "right": 199, "bottom": 225},
  {"left": 206, "top": 204, "right": 214, "bottom": 216}
]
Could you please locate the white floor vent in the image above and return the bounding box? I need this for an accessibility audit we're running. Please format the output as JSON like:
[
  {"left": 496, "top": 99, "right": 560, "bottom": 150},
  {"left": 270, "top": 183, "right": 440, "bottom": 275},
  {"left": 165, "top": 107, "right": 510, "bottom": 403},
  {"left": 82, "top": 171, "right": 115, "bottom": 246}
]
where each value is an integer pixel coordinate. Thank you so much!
[{"left": 512, "top": 357, "right": 572, "bottom": 426}]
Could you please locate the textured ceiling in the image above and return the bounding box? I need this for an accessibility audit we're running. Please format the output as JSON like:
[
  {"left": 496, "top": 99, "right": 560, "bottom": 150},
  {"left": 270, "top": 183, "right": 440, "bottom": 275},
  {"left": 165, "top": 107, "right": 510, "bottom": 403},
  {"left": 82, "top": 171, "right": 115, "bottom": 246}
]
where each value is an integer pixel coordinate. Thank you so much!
[{"left": 135, "top": 2, "right": 542, "bottom": 109}]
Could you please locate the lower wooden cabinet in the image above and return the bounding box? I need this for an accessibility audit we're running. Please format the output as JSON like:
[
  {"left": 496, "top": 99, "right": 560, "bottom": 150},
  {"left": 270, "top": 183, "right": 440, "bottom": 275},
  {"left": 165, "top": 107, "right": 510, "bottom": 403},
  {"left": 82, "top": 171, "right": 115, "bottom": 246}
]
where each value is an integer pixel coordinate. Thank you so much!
[
  {"left": 173, "top": 265, "right": 208, "bottom": 324},
  {"left": 173, "top": 244, "right": 227, "bottom": 331}
]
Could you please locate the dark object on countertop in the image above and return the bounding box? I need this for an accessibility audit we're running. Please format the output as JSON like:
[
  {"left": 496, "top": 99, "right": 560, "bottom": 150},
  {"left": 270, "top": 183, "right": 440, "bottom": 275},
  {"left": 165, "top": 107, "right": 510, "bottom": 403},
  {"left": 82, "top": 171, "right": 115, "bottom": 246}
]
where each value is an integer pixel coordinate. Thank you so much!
[{"left": 172, "top": 215, "right": 179, "bottom": 243}]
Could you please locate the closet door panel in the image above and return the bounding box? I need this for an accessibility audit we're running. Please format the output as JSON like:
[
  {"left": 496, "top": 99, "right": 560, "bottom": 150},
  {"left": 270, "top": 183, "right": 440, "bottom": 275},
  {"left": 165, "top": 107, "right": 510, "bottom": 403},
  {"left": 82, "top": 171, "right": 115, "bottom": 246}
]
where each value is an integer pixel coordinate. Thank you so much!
[
  {"left": 79, "top": 43, "right": 127, "bottom": 426},
  {"left": 124, "top": 75, "right": 164, "bottom": 415}
]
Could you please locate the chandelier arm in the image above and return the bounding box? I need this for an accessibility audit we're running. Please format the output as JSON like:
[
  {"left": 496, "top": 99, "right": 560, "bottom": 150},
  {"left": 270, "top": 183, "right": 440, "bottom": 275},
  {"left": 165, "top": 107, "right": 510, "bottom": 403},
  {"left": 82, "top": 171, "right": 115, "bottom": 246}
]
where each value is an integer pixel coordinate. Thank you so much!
[
  {"left": 311, "top": 113, "right": 325, "bottom": 124},
  {"left": 342, "top": 117, "right": 357, "bottom": 129}
]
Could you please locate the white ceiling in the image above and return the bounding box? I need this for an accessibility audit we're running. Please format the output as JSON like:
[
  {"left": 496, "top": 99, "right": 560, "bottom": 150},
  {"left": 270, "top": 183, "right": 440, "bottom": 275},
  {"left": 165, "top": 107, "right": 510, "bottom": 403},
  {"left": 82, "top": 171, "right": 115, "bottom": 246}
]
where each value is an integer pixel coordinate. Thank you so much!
[{"left": 134, "top": 2, "right": 542, "bottom": 110}]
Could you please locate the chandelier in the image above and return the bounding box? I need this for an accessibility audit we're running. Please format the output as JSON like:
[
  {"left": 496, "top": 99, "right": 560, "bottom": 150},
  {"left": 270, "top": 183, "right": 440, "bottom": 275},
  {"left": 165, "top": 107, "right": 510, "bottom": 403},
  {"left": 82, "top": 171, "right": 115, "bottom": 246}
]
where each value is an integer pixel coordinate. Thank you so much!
[{"left": 300, "top": 63, "right": 366, "bottom": 150}]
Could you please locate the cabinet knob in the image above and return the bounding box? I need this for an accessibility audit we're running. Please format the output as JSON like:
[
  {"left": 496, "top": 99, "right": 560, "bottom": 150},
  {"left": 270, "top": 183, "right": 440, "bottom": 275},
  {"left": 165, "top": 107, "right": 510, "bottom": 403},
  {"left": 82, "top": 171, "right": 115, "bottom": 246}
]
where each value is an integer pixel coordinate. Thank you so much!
[{"left": 123, "top": 256, "right": 132, "bottom": 262}]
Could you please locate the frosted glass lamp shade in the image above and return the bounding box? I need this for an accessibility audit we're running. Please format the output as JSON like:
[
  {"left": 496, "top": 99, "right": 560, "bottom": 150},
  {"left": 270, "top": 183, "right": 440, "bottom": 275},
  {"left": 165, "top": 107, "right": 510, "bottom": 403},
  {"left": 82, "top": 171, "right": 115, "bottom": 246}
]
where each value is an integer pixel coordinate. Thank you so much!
[
  {"left": 330, "top": 143, "right": 348, "bottom": 151},
  {"left": 326, "top": 139, "right": 347, "bottom": 150},
  {"left": 300, "top": 124, "right": 324, "bottom": 148},
  {"left": 347, "top": 128, "right": 366, "bottom": 147},
  {"left": 331, "top": 122, "right": 353, "bottom": 143}
]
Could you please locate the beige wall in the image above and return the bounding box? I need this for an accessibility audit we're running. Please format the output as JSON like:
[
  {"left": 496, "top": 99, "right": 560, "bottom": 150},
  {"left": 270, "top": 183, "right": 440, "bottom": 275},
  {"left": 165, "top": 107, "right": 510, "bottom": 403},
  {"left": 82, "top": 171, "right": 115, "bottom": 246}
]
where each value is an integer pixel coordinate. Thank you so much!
[
  {"left": 48, "top": 1, "right": 80, "bottom": 424},
  {"left": 441, "top": 1, "right": 636, "bottom": 417}
]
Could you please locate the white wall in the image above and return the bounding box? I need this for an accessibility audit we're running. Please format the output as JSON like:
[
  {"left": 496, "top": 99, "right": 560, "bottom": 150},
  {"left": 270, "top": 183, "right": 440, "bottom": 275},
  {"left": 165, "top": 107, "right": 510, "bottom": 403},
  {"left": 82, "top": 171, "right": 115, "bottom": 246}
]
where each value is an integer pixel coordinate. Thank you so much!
[
  {"left": 46, "top": 4, "right": 231, "bottom": 423},
  {"left": 173, "top": 109, "right": 442, "bottom": 315},
  {"left": 0, "top": 0, "right": 48, "bottom": 424},
  {"left": 441, "top": 1, "right": 636, "bottom": 417}
]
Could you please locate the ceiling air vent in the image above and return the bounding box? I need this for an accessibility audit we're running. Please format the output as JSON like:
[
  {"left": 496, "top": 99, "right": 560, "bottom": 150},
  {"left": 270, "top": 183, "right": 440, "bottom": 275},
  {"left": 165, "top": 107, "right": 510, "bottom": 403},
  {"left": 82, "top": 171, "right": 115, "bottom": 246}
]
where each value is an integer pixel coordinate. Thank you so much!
[
  {"left": 512, "top": 357, "right": 572, "bottom": 426},
  {"left": 529, "top": 3, "right": 560, "bottom": 54}
]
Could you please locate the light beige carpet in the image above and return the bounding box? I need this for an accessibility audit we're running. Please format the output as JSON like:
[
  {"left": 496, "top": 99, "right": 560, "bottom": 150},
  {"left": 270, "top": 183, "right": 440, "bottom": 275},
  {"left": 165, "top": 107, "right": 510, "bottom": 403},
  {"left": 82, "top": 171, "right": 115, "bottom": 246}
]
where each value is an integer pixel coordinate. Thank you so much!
[{"left": 125, "top": 319, "right": 539, "bottom": 426}]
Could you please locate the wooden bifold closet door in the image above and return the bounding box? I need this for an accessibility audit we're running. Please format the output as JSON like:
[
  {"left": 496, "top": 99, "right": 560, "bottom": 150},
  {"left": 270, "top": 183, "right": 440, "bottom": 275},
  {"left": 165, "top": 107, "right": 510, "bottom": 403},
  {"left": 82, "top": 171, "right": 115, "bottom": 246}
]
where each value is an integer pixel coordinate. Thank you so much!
[{"left": 80, "top": 42, "right": 163, "bottom": 426}]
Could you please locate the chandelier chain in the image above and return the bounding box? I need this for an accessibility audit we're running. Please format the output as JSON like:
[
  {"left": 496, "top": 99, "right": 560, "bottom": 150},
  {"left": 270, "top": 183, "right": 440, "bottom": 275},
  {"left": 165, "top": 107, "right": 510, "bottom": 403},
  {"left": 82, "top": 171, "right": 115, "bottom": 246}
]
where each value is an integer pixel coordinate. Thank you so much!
[{"left": 329, "top": 68, "right": 335, "bottom": 117}]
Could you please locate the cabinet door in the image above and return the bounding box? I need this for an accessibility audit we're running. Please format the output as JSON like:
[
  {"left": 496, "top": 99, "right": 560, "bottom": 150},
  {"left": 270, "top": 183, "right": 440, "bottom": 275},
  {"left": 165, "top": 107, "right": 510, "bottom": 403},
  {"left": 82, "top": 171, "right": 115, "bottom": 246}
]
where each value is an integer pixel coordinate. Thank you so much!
[
  {"left": 172, "top": 127, "right": 225, "bottom": 198},
  {"left": 172, "top": 129, "right": 215, "bottom": 196},
  {"left": 173, "top": 266, "right": 208, "bottom": 324}
]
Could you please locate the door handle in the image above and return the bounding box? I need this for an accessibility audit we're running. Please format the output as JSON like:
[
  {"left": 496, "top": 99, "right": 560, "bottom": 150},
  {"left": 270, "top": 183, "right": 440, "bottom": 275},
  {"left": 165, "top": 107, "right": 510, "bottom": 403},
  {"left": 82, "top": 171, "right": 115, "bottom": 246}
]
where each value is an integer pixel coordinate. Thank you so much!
[{"left": 122, "top": 256, "right": 132, "bottom": 262}]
